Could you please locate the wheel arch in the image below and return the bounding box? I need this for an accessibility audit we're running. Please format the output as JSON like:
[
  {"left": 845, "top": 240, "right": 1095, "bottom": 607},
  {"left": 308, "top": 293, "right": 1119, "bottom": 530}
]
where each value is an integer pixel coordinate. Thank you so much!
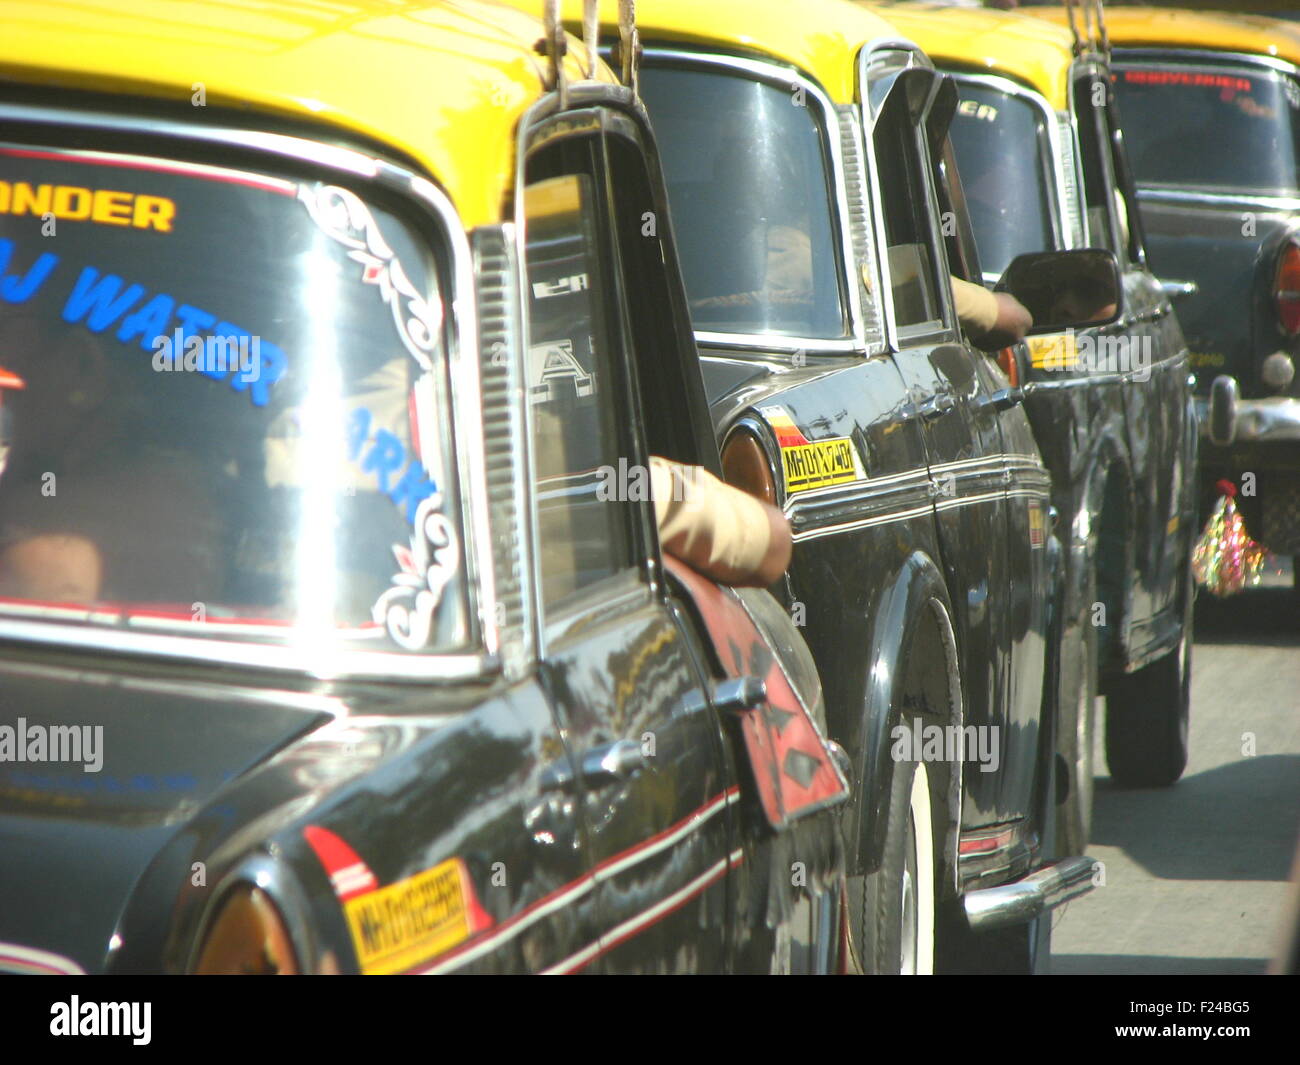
[{"left": 851, "top": 551, "right": 963, "bottom": 897}]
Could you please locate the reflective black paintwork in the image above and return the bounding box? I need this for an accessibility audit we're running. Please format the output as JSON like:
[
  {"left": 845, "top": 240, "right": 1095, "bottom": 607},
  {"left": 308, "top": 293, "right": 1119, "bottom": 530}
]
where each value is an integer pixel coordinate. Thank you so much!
[
  {"left": 639, "top": 48, "right": 1059, "bottom": 902},
  {"left": 0, "top": 84, "right": 846, "bottom": 975}
]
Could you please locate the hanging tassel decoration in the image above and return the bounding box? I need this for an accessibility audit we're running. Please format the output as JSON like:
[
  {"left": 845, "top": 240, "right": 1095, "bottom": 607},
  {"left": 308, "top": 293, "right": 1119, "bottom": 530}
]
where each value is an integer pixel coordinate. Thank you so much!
[{"left": 1191, "top": 478, "right": 1268, "bottom": 597}]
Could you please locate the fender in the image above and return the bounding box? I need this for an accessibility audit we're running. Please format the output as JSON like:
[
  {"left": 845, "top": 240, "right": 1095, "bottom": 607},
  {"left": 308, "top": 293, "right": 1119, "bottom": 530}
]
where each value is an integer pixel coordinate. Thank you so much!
[{"left": 851, "top": 551, "right": 963, "bottom": 894}]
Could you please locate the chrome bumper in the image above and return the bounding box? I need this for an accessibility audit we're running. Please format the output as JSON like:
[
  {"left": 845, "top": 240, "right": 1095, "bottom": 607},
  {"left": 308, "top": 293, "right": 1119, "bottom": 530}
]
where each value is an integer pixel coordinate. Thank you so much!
[
  {"left": 963, "top": 856, "right": 1098, "bottom": 932},
  {"left": 1198, "top": 380, "right": 1300, "bottom": 446}
]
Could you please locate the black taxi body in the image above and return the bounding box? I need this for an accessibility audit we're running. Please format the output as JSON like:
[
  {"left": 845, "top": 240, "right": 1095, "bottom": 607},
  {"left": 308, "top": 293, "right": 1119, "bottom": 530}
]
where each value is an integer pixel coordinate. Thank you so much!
[
  {"left": 0, "top": 1, "right": 849, "bottom": 975},
  {"left": 1103, "top": 8, "right": 1300, "bottom": 574},
  {"left": 547, "top": 0, "right": 1108, "bottom": 973},
  {"left": 877, "top": 1, "right": 1200, "bottom": 843}
]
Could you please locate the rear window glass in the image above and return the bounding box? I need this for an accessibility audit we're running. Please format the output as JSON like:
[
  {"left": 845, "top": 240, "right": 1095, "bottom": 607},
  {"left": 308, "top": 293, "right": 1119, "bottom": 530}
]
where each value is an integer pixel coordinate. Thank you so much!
[
  {"left": 1114, "top": 64, "right": 1300, "bottom": 192},
  {"left": 0, "top": 145, "right": 467, "bottom": 654},
  {"left": 949, "top": 84, "right": 1057, "bottom": 277},
  {"left": 638, "top": 65, "right": 848, "bottom": 340}
]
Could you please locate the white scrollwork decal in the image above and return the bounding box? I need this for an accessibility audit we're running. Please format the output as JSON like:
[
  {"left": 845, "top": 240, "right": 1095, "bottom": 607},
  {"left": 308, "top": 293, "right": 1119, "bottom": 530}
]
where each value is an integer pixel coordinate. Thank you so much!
[
  {"left": 297, "top": 184, "right": 441, "bottom": 370},
  {"left": 372, "top": 495, "right": 459, "bottom": 650}
]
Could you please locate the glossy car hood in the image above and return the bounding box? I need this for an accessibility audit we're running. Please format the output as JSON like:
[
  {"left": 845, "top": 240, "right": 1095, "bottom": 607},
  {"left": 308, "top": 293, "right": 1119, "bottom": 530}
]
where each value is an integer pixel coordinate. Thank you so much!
[{"left": 0, "top": 659, "right": 333, "bottom": 973}]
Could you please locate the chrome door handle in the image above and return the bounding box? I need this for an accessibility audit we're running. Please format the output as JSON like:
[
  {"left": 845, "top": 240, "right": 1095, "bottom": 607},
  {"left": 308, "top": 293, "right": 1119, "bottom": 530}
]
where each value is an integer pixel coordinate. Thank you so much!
[
  {"left": 915, "top": 393, "right": 957, "bottom": 422},
  {"left": 539, "top": 739, "right": 650, "bottom": 794},
  {"left": 973, "top": 387, "right": 1023, "bottom": 415},
  {"left": 711, "top": 675, "right": 767, "bottom": 714},
  {"left": 1160, "top": 279, "right": 1198, "bottom": 301}
]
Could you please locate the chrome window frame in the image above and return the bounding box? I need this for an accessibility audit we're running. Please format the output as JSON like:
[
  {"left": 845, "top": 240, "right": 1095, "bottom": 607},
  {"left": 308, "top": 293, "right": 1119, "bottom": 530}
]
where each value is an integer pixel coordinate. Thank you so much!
[
  {"left": 0, "top": 101, "right": 500, "bottom": 683},
  {"left": 1111, "top": 49, "right": 1300, "bottom": 197},
  {"left": 1065, "top": 57, "right": 1127, "bottom": 263},
  {"left": 638, "top": 49, "right": 868, "bottom": 356},
  {"left": 513, "top": 92, "right": 661, "bottom": 659},
  {"left": 857, "top": 40, "right": 962, "bottom": 352},
  {"left": 943, "top": 71, "right": 1070, "bottom": 283}
]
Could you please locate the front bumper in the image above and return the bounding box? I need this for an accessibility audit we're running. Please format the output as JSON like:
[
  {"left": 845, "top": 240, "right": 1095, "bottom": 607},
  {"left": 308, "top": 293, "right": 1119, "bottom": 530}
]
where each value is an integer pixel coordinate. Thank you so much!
[{"left": 962, "top": 856, "right": 1098, "bottom": 932}]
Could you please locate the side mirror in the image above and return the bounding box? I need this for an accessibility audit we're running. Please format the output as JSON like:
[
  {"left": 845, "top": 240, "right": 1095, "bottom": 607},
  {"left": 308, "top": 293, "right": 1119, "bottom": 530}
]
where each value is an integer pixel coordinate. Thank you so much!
[{"left": 995, "top": 250, "right": 1123, "bottom": 335}]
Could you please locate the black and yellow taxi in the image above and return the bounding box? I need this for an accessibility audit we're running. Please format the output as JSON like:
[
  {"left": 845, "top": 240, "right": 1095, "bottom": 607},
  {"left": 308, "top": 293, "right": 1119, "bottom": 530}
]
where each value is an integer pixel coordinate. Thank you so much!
[
  {"left": 1036, "top": 5, "right": 1300, "bottom": 586},
  {"left": 873, "top": 0, "right": 1200, "bottom": 854},
  {"left": 0, "top": 0, "right": 850, "bottom": 974},
  {"left": 519, "top": 0, "right": 1114, "bottom": 973}
]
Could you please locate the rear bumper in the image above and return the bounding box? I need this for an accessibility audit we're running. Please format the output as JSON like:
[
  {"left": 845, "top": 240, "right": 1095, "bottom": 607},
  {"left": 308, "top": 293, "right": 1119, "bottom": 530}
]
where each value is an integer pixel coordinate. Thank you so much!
[
  {"left": 962, "top": 856, "right": 1098, "bottom": 932},
  {"left": 1196, "top": 388, "right": 1300, "bottom": 446}
]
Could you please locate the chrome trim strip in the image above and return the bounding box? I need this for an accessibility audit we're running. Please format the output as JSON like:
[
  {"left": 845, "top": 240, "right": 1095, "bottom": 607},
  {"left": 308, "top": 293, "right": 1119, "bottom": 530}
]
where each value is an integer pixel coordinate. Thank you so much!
[
  {"left": 1135, "top": 187, "right": 1300, "bottom": 210},
  {"left": 935, "top": 490, "right": 1004, "bottom": 511},
  {"left": 694, "top": 330, "right": 862, "bottom": 356},
  {"left": 836, "top": 102, "right": 888, "bottom": 354},
  {"left": 783, "top": 466, "right": 930, "bottom": 511},
  {"left": 857, "top": 41, "right": 966, "bottom": 351},
  {"left": 0, "top": 101, "right": 499, "bottom": 682},
  {"left": 0, "top": 620, "right": 494, "bottom": 682},
  {"left": 0, "top": 942, "right": 85, "bottom": 975},
  {"left": 641, "top": 49, "right": 866, "bottom": 353},
  {"left": 792, "top": 503, "right": 933, "bottom": 543},
  {"left": 0, "top": 657, "right": 348, "bottom": 716}
]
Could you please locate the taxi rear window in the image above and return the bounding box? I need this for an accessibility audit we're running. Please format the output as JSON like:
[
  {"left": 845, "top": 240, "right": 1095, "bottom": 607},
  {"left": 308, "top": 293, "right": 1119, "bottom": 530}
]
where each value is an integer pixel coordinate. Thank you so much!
[
  {"left": 1114, "top": 63, "right": 1300, "bottom": 192},
  {"left": 0, "top": 145, "right": 467, "bottom": 655}
]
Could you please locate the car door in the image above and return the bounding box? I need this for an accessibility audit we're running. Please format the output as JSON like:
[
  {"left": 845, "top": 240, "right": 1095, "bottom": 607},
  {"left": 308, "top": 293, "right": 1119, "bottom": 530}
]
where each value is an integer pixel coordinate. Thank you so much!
[
  {"left": 932, "top": 115, "right": 1054, "bottom": 825},
  {"left": 519, "top": 126, "right": 737, "bottom": 973},
  {"left": 867, "top": 64, "right": 1016, "bottom": 824},
  {"left": 1075, "top": 65, "right": 1186, "bottom": 639}
]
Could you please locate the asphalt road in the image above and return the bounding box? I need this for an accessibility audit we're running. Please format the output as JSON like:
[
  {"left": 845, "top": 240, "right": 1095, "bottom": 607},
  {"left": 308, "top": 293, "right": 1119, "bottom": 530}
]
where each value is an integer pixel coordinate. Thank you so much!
[{"left": 1051, "top": 559, "right": 1300, "bottom": 974}]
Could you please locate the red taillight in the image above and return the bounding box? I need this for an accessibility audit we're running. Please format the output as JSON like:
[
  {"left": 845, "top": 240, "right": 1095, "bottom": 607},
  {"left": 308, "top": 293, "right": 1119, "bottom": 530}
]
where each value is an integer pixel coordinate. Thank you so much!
[{"left": 1274, "top": 241, "right": 1300, "bottom": 336}]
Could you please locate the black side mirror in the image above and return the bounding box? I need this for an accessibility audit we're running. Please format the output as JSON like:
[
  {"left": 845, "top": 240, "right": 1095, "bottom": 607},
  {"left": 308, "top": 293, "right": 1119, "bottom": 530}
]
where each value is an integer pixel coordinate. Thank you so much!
[{"left": 995, "top": 250, "right": 1123, "bottom": 335}]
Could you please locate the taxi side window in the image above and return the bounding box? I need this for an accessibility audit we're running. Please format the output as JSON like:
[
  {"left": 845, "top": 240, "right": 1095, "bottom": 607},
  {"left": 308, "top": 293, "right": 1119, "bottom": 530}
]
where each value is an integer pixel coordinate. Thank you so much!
[
  {"left": 874, "top": 90, "right": 945, "bottom": 334},
  {"left": 522, "top": 169, "right": 639, "bottom": 612}
]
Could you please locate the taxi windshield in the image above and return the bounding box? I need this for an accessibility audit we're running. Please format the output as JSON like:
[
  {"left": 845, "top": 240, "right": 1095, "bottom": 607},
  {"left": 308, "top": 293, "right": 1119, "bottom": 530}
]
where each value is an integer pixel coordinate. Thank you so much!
[
  {"left": 948, "top": 83, "right": 1057, "bottom": 278},
  {"left": 0, "top": 146, "right": 467, "bottom": 655},
  {"left": 638, "top": 64, "right": 848, "bottom": 341},
  {"left": 1114, "top": 63, "right": 1300, "bottom": 193}
]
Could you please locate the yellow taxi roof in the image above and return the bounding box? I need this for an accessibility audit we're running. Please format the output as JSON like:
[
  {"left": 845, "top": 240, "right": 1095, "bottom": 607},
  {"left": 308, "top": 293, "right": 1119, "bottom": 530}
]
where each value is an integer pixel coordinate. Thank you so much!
[
  {"left": 509, "top": 0, "right": 903, "bottom": 105},
  {"left": 0, "top": 1, "right": 611, "bottom": 228},
  {"left": 1030, "top": 6, "right": 1300, "bottom": 69},
  {"left": 861, "top": 2, "right": 1079, "bottom": 108}
]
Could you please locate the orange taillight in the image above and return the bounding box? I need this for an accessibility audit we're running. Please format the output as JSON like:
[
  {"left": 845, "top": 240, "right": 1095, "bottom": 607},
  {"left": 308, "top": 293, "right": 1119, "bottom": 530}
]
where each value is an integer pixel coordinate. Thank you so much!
[
  {"left": 1274, "top": 241, "right": 1300, "bottom": 336},
  {"left": 997, "top": 346, "right": 1020, "bottom": 388},
  {"left": 193, "top": 885, "right": 300, "bottom": 974},
  {"left": 721, "top": 427, "right": 777, "bottom": 505}
]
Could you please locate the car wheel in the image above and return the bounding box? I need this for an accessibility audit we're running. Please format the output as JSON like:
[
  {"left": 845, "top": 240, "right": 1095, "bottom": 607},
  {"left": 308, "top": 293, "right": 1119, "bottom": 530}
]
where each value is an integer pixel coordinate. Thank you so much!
[
  {"left": 850, "top": 757, "right": 936, "bottom": 974},
  {"left": 1104, "top": 615, "right": 1192, "bottom": 787},
  {"left": 1056, "top": 560, "right": 1098, "bottom": 854}
]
